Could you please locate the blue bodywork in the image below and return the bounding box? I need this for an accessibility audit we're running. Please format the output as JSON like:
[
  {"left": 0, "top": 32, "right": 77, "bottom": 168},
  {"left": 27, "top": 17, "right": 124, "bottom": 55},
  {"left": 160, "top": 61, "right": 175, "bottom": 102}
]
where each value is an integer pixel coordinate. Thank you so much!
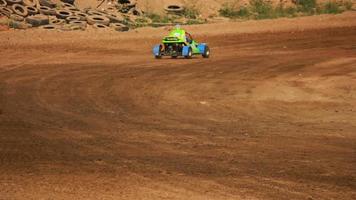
[
  {"left": 153, "top": 45, "right": 161, "bottom": 56},
  {"left": 182, "top": 46, "right": 191, "bottom": 57}
]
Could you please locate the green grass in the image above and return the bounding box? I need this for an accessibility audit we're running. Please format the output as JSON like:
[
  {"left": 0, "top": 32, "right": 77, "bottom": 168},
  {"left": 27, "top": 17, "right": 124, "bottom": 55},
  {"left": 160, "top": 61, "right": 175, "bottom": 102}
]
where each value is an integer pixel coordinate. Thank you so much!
[
  {"left": 249, "top": 0, "right": 274, "bottom": 19},
  {"left": 183, "top": 6, "right": 200, "bottom": 19},
  {"left": 296, "top": 0, "right": 317, "bottom": 13},
  {"left": 343, "top": 0, "right": 353, "bottom": 10},
  {"left": 322, "top": 1, "right": 342, "bottom": 14},
  {"left": 219, "top": 3, "right": 250, "bottom": 18}
]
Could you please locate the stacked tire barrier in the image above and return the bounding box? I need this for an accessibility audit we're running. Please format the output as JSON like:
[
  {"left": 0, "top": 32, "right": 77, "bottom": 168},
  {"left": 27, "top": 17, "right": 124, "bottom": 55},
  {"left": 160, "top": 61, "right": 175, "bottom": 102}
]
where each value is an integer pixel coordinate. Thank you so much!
[{"left": 0, "top": 0, "right": 144, "bottom": 31}]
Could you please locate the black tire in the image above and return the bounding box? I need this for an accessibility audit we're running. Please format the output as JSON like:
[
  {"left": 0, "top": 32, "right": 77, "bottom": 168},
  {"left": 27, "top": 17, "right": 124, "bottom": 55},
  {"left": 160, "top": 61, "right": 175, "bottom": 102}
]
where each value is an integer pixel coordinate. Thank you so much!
[
  {"left": 60, "top": 0, "right": 74, "bottom": 5},
  {"left": 128, "top": 8, "right": 142, "bottom": 16},
  {"left": 86, "top": 15, "right": 109, "bottom": 25},
  {"left": 12, "top": 4, "right": 28, "bottom": 17},
  {"left": 73, "top": 11, "right": 87, "bottom": 21},
  {"left": 61, "top": 2, "right": 75, "bottom": 9},
  {"left": 0, "top": 0, "right": 6, "bottom": 7},
  {"left": 41, "top": 24, "right": 57, "bottom": 29},
  {"left": 66, "top": 7, "right": 78, "bottom": 12},
  {"left": 202, "top": 46, "right": 210, "bottom": 58},
  {"left": 0, "top": 6, "right": 12, "bottom": 17},
  {"left": 106, "top": 13, "right": 124, "bottom": 23},
  {"left": 105, "top": 6, "right": 116, "bottom": 13},
  {"left": 38, "top": 0, "right": 56, "bottom": 8},
  {"left": 26, "top": 6, "right": 38, "bottom": 15},
  {"left": 92, "top": 23, "right": 108, "bottom": 29},
  {"left": 184, "top": 47, "right": 192, "bottom": 59},
  {"left": 65, "top": 15, "right": 80, "bottom": 22},
  {"left": 171, "top": 56, "right": 178, "bottom": 59},
  {"left": 87, "top": 10, "right": 106, "bottom": 16},
  {"left": 164, "top": 4, "right": 184, "bottom": 15},
  {"left": 25, "top": 14, "right": 49, "bottom": 27},
  {"left": 110, "top": 22, "right": 129, "bottom": 32},
  {"left": 55, "top": 9, "right": 71, "bottom": 19},
  {"left": 38, "top": 6, "right": 53, "bottom": 15},
  {"left": 23, "top": 0, "right": 36, "bottom": 7},
  {"left": 49, "top": 18, "right": 65, "bottom": 25},
  {"left": 5, "top": 0, "right": 21, "bottom": 6},
  {"left": 69, "top": 20, "right": 86, "bottom": 29}
]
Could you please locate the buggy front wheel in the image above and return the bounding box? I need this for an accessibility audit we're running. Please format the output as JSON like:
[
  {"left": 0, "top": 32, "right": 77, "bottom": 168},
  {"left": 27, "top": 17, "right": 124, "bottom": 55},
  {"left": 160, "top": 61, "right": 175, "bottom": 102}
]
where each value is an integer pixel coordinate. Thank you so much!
[{"left": 202, "top": 46, "right": 210, "bottom": 58}]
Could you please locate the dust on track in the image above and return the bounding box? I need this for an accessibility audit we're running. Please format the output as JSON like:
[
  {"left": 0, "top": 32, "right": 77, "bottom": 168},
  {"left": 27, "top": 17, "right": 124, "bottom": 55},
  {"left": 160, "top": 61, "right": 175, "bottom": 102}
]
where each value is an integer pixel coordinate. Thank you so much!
[{"left": 0, "top": 13, "right": 356, "bottom": 200}]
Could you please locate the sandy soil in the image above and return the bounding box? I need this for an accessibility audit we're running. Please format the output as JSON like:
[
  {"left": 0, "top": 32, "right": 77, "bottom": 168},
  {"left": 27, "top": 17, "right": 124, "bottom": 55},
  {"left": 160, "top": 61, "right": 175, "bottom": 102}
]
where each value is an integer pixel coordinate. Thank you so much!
[{"left": 0, "top": 12, "right": 356, "bottom": 199}]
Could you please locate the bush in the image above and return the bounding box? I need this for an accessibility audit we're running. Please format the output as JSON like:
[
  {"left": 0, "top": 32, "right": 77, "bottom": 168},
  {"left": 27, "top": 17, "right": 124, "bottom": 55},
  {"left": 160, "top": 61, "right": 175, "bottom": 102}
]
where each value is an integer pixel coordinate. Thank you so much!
[
  {"left": 145, "top": 12, "right": 170, "bottom": 23},
  {"left": 183, "top": 6, "right": 200, "bottom": 19},
  {"left": 249, "top": 0, "right": 274, "bottom": 19},
  {"left": 296, "top": 0, "right": 317, "bottom": 13},
  {"left": 322, "top": 1, "right": 342, "bottom": 14},
  {"left": 343, "top": 0, "right": 353, "bottom": 10},
  {"left": 219, "top": 3, "right": 249, "bottom": 18},
  {"left": 186, "top": 19, "right": 205, "bottom": 25}
]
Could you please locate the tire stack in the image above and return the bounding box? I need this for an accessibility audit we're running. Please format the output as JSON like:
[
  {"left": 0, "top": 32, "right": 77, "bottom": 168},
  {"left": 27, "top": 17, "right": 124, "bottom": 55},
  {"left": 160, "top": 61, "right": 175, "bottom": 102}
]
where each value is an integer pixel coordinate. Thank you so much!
[{"left": 0, "top": 0, "right": 139, "bottom": 31}]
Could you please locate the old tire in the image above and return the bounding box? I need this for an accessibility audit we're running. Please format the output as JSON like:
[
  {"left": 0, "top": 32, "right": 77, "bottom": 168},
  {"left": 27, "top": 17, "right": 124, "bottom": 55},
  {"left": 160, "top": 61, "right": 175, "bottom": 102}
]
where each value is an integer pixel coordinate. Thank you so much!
[
  {"left": 41, "top": 24, "right": 57, "bottom": 29},
  {"left": 38, "top": 6, "right": 53, "bottom": 15},
  {"left": 106, "top": 13, "right": 124, "bottom": 23},
  {"left": 92, "top": 23, "right": 108, "bottom": 29},
  {"left": 26, "top": 6, "right": 38, "bottom": 15},
  {"left": 0, "top": 6, "right": 12, "bottom": 17},
  {"left": 23, "top": 0, "right": 36, "bottom": 7},
  {"left": 0, "top": 0, "right": 6, "bottom": 7},
  {"left": 69, "top": 20, "right": 86, "bottom": 29},
  {"left": 49, "top": 17, "right": 65, "bottom": 24},
  {"left": 86, "top": 15, "right": 109, "bottom": 25},
  {"left": 87, "top": 10, "right": 106, "bottom": 16},
  {"left": 164, "top": 4, "right": 184, "bottom": 14},
  {"left": 12, "top": 4, "right": 28, "bottom": 17},
  {"left": 110, "top": 23, "right": 129, "bottom": 32},
  {"left": 55, "top": 9, "right": 71, "bottom": 19},
  {"left": 38, "top": 0, "right": 56, "bottom": 8},
  {"left": 73, "top": 11, "right": 87, "bottom": 21},
  {"left": 25, "top": 14, "right": 48, "bottom": 26},
  {"left": 65, "top": 15, "right": 79, "bottom": 22},
  {"left": 60, "top": 0, "right": 74, "bottom": 4},
  {"left": 5, "top": 0, "right": 21, "bottom": 6}
]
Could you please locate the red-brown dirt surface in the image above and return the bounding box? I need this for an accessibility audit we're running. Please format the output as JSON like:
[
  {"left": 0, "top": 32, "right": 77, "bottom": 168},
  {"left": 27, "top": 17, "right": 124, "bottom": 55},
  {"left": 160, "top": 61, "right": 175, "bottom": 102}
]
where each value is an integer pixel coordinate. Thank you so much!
[{"left": 0, "top": 12, "right": 356, "bottom": 199}]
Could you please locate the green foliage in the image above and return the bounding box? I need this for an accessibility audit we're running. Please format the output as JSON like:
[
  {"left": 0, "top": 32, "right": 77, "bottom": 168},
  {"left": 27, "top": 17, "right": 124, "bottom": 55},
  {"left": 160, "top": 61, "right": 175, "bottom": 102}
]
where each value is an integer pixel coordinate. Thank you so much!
[
  {"left": 296, "top": 0, "right": 317, "bottom": 13},
  {"left": 219, "top": 0, "right": 349, "bottom": 20},
  {"left": 343, "top": 0, "right": 353, "bottom": 10},
  {"left": 219, "top": 3, "right": 250, "bottom": 18},
  {"left": 183, "top": 6, "right": 200, "bottom": 19},
  {"left": 249, "top": 0, "right": 274, "bottom": 19},
  {"left": 285, "top": 6, "right": 297, "bottom": 16},
  {"left": 145, "top": 12, "right": 175, "bottom": 24},
  {"left": 322, "top": 1, "right": 342, "bottom": 14},
  {"left": 186, "top": 19, "right": 205, "bottom": 25}
]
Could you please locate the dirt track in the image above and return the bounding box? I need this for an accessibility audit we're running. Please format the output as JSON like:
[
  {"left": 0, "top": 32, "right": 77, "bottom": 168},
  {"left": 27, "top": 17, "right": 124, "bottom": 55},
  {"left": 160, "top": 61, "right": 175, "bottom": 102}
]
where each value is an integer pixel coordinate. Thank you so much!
[{"left": 0, "top": 13, "right": 356, "bottom": 200}]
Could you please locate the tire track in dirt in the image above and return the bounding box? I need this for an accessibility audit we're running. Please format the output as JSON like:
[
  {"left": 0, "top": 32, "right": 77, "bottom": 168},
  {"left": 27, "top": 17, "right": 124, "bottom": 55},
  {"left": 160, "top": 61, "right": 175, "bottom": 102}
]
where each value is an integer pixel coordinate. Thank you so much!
[{"left": 0, "top": 26, "right": 355, "bottom": 199}]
